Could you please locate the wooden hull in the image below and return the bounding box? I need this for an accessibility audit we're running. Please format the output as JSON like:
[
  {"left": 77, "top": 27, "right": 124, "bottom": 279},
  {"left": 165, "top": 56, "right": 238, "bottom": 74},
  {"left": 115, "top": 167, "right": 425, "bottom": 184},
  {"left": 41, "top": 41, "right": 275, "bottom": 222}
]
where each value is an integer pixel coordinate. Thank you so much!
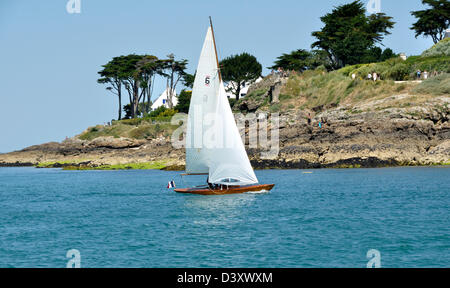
[{"left": 174, "top": 184, "right": 275, "bottom": 195}]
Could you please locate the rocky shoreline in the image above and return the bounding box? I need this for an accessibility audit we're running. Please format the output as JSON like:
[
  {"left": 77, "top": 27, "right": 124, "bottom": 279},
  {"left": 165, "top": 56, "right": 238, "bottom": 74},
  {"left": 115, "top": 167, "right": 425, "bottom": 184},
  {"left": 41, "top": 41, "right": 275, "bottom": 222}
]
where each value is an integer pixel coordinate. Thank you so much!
[{"left": 1, "top": 92, "right": 448, "bottom": 170}]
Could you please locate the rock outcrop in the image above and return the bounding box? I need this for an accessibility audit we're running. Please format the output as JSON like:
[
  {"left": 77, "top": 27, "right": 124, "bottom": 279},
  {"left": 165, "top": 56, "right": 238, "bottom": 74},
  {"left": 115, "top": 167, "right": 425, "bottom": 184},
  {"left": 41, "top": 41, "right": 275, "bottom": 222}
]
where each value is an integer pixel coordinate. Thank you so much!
[{"left": 1, "top": 92, "right": 448, "bottom": 170}]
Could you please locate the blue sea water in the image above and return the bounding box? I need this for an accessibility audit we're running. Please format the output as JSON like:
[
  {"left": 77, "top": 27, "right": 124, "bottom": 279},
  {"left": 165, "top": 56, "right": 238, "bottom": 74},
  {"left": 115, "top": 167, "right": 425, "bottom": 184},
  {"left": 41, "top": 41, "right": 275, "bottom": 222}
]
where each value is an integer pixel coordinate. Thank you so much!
[{"left": 0, "top": 167, "right": 448, "bottom": 268}]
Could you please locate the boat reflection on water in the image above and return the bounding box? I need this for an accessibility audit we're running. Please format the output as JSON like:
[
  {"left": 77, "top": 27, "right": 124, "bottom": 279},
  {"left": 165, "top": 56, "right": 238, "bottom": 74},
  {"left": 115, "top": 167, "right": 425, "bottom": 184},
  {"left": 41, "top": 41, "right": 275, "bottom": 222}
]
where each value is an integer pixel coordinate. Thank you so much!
[{"left": 181, "top": 190, "right": 270, "bottom": 227}]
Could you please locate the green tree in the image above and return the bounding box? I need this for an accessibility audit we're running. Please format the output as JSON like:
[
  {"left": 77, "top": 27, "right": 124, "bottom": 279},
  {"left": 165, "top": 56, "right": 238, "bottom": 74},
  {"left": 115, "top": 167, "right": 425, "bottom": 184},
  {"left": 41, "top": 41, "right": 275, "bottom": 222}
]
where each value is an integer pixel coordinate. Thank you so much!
[
  {"left": 380, "top": 48, "right": 397, "bottom": 61},
  {"left": 158, "top": 54, "right": 188, "bottom": 109},
  {"left": 119, "top": 54, "right": 146, "bottom": 119},
  {"left": 123, "top": 103, "right": 148, "bottom": 119},
  {"left": 182, "top": 72, "right": 195, "bottom": 89},
  {"left": 269, "top": 49, "right": 312, "bottom": 72},
  {"left": 174, "top": 90, "right": 192, "bottom": 113},
  {"left": 99, "top": 54, "right": 184, "bottom": 120},
  {"left": 311, "top": 0, "right": 395, "bottom": 69},
  {"left": 411, "top": 0, "right": 450, "bottom": 44},
  {"left": 118, "top": 54, "right": 162, "bottom": 119},
  {"left": 270, "top": 49, "right": 331, "bottom": 72},
  {"left": 136, "top": 55, "right": 159, "bottom": 116},
  {"left": 308, "top": 50, "right": 332, "bottom": 70},
  {"left": 220, "top": 52, "right": 262, "bottom": 101},
  {"left": 360, "top": 47, "right": 397, "bottom": 63},
  {"left": 97, "top": 57, "right": 126, "bottom": 120},
  {"left": 361, "top": 47, "right": 383, "bottom": 63}
]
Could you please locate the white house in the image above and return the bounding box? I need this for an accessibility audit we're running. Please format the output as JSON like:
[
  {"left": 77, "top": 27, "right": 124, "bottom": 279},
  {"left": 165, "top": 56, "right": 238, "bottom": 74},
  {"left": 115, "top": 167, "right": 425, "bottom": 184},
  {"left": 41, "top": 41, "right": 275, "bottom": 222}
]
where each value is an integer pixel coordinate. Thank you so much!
[
  {"left": 225, "top": 77, "right": 263, "bottom": 99},
  {"left": 151, "top": 88, "right": 177, "bottom": 110}
]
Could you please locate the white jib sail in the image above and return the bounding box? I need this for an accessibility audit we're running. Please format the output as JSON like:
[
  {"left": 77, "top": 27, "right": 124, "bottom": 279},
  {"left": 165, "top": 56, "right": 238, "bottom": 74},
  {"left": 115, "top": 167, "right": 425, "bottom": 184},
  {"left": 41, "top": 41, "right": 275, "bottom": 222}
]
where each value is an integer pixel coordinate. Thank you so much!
[
  {"left": 185, "top": 27, "right": 258, "bottom": 185},
  {"left": 207, "top": 81, "right": 258, "bottom": 185}
]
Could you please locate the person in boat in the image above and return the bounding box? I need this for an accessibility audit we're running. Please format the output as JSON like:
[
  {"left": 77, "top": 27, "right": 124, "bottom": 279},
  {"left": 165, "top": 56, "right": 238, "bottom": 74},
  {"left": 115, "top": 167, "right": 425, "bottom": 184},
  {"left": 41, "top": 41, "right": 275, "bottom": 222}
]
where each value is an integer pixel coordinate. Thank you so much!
[{"left": 206, "top": 177, "right": 214, "bottom": 189}]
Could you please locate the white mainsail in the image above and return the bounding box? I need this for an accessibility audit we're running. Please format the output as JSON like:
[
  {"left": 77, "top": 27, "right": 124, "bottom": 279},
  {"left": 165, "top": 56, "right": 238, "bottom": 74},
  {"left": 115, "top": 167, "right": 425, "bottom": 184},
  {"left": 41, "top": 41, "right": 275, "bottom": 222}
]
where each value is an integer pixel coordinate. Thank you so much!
[{"left": 185, "top": 27, "right": 258, "bottom": 186}]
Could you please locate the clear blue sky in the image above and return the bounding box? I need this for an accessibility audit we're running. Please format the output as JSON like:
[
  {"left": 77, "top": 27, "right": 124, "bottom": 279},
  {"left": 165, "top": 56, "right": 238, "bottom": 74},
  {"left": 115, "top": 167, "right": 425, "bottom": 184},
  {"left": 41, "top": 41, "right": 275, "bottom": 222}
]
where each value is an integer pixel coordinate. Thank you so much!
[{"left": 0, "top": 0, "right": 434, "bottom": 153}]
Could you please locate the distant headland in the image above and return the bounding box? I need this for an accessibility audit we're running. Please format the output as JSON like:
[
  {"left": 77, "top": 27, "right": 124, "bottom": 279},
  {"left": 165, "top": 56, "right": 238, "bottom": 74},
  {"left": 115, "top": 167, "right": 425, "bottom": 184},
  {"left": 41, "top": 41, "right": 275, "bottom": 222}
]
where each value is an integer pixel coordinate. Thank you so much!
[{"left": 1, "top": 1, "right": 449, "bottom": 170}]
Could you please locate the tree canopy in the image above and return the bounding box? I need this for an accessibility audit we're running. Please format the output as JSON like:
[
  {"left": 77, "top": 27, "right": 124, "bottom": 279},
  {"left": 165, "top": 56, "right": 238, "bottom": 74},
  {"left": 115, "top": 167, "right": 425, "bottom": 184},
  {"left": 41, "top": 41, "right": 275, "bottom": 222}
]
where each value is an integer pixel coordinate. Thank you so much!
[
  {"left": 174, "top": 90, "right": 192, "bottom": 113},
  {"left": 361, "top": 47, "right": 398, "bottom": 63},
  {"left": 269, "top": 49, "right": 331, "bottom": 72},
  {"left": 119, "top": 54, "right": 151, "bottom": 119},
  {"left": 311, "top": 0, "right": 395, "bottom": 69},
  {"left": 98, "top": 54, "right": 188, "bottom": 119},
  {"left": 136, "top": 55, "right": 159, "bottom": 115},
  {"left": 411, "top": 0, "right": 450, "bottom": 44},
  {"left": 98, "top": 56, "right": 127, "bottom": 120},
  {"left": 157, "top": 54, "right": 188, "bottom": 109},
  {"left": 182, "top": 72, "right": 195, "bottom": 89},
  {"left": 220, "top": 52, "right": 262, "bottom": 101}
]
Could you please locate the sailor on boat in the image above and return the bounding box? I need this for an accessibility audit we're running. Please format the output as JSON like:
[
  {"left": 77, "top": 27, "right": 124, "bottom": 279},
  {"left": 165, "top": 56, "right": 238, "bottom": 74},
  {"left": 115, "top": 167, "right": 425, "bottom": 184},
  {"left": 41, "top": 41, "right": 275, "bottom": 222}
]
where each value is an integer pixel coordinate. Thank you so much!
[{"left": 206, "top": 177, "right": 214, "bottom": 189}]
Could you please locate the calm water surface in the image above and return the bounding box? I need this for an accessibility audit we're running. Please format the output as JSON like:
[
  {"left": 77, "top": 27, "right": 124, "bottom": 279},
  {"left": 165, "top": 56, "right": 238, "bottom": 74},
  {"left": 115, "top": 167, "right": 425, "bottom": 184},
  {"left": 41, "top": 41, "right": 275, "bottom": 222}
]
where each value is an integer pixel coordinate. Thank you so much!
[{"left": 0, "top": 167, "right": 448, "bottom": 267}]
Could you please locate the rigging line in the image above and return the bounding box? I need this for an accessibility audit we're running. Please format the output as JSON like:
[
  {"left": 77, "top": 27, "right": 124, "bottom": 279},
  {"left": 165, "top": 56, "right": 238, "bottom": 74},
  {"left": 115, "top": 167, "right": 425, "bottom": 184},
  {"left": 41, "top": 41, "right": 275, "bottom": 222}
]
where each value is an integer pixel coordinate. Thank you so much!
[
  {"left": 179, "top": 173, "right": 188, "bottom": 188},
  {"left": 214, "top": 39, "right": 222, "bottom": 76},
  {"left": 209, "top": 16, "right": 222, "bottom": 83}
]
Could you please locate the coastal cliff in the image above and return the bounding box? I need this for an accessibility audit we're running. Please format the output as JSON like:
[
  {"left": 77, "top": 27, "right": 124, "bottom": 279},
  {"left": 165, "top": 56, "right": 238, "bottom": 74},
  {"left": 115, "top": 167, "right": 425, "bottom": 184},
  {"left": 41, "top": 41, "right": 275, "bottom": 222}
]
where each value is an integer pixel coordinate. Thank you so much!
[{"left": 1, "top": 77, "right": 448, "bottom": 170}]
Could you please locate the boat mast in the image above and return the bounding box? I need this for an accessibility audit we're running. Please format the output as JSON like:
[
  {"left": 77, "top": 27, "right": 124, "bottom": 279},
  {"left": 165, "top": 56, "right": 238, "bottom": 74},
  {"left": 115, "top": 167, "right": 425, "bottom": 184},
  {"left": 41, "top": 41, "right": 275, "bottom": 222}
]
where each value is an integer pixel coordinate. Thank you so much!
[{"left": 209, "top": 16, "right": 222, "bottom": 82}]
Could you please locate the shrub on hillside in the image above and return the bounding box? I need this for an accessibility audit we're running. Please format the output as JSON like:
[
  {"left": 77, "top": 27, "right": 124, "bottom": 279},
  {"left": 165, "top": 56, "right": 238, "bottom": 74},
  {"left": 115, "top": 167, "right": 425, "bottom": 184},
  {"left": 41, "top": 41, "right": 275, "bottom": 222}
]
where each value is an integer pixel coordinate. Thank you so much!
[
  {"left": 174, "top": 90, "right": 192, "bottom": 113},
  {"left": 406, "top": 56, "right": 450, "bottom": 74},
  {"left": 120, "top": 118, "right": 143, "bottom": 126},
  {"left": 383, "top": 63, "right": 410, "bottom": 81},
  {"left": 128, "top": 126, "right": 155, "bottom": 139},
  {"left": 422, "top": 38, "right": 450, "bottom": 57},
  {"left": 146, "top": 106, "right": 178, "bottom": 121},
  {"left": 149, "top": 106, "right": 167, "bottom": 118},
  {"left": 156, "top": 108, "right": 178, "bottom": 119},
  {"left": 413, "top": 73, "right": 450, "bottom": 95},
  {"left": 228, "top": 98, "right": 237, "bottom": 108},
  {"left": 339, "top": 55, "right": 450, "bottom": 81}
]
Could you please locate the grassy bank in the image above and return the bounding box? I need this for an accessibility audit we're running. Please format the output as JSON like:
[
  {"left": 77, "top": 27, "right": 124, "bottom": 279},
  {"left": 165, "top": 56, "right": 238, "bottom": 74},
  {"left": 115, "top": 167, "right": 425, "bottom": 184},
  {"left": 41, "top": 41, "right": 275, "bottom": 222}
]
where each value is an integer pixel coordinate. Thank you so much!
[
  {"left": 36, "top": 160, "right": 88, "bottom": 168},
  {"left": 74, "top": 70, "right": 449, "bottom": 144},
  {"left": 35, "top": 160, "right": 449, "bottom": 171},
  {"left": 280, "top": 70, "right": 414, "bottom": 110},
  {"left": 413, "top": 73, "right": 450, "bottom": 95},
  {"left": 35, "top": 161, "right": 170, "bottom": 170},
  {"left": 339, "top": 56, "right": 450, "bottom": 81},
  {"left": 240, "top": 56, "right": 449, "bottom": 114},
  {"left": 78, "top": 118, "right": 179, "bottom": 141},
  {"left": 63, "top": 162, "right": 168, "bottom": 170}
]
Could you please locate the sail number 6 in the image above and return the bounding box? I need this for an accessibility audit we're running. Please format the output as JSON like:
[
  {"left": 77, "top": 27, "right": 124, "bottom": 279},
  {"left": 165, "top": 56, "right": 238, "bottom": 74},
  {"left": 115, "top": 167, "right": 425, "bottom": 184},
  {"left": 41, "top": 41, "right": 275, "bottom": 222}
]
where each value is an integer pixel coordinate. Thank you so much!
[{"left": 205, "top": 76, "right": 210, "bottom": 86}]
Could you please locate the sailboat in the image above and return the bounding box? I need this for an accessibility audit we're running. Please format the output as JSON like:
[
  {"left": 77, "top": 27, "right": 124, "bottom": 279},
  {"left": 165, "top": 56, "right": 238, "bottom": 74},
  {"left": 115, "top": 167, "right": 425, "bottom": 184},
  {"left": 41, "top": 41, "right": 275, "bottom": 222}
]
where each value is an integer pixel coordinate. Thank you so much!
[{"left": 174, "top": 18, "right": 275, "bottom": 195}]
